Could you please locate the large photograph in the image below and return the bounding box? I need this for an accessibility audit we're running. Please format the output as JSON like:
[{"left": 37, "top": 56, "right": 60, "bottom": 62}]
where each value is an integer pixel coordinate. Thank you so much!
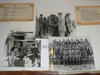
[
  {"left": 49, "top": 37, "right": 95, "bottom": 71},
  {"left": 3, "top": 40, "right": 41, "bottom": 67},
  {"left": 36, "top": 10, "right": 76, "bottom": 38}
]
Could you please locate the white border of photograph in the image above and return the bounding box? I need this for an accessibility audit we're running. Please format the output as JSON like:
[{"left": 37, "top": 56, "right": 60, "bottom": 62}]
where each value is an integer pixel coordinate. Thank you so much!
[
  {"left": 2, "top": 39, "right": 49, "bottom": 71},
  {"left": 49, "top": 36, "right": 95, "bottom": 71}
]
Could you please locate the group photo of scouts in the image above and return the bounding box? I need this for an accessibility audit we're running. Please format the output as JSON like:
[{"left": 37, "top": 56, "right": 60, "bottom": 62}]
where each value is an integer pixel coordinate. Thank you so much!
[{"left": 51, "top": 38, "right": 95, "bottom": 70}]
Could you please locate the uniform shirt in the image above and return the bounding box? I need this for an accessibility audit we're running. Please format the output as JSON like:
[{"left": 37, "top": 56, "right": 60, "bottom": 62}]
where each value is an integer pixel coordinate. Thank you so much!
[
  {"left": 58, "top": 17, "right": 66, "bottom": 32},
  {"left": 39, "top": 17, "right": 44, "bottom": 28},
  {"left": 30, "top": 47, "right": 40, "bottom": 58},
  {"left": 65, "top": 17, "right": 72, "bottom": 32}
]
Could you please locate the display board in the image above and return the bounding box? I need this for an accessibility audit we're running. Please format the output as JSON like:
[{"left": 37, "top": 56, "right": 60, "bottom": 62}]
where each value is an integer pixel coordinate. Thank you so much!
[
  {"left": 76, "top": 6, "right": 100, "bottom": 25},
  {"left": 0, "top": 0, "right": 100, "bottom": 74},
  {"left": 0, "top": 3, "right": 34, "bottom": 22}
]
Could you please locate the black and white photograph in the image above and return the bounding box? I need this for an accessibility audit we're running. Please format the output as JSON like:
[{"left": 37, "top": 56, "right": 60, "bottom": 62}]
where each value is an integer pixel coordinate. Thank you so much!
[
  {"left": 36, "top": 11, "right": 76, "bottom": 38},
  {"left": 3, "top": 40, "right": 41, "bottom": 67},
  {"left": 49, "top": 37, "right": 95, "bottom": 71},
  {"left": 8, "top": 22, "right": 35, "bottom": 40}
]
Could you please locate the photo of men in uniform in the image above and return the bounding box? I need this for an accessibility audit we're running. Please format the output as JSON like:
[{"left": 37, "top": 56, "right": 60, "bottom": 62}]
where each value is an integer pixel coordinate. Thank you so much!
[
  {"left": 49, "top": 37, "right": 95, "bottom": 71},
  {"left": 36, "top": 11, "right": 76, "bottom": 38},
  {"left": 3, "top": 40, "right": 41, "bottom": 67}
]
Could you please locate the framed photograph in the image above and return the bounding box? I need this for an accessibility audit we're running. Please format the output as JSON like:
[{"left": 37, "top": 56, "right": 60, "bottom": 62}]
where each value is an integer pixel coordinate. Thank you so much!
[
  {"left": 36, "top": 10, "right": 76, "bottom": 38},
  {"left": 49, "top": 36, "right": 95, "bottom": 71}
]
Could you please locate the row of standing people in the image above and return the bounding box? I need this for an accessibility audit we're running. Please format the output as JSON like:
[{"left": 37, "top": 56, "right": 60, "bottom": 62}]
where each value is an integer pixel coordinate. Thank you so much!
[{"left": 38, "top": 13, "right": 75, "bottom": 38}]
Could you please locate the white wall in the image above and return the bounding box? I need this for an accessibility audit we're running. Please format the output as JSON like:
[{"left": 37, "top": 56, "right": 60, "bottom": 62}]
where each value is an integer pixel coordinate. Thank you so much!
[{"left": 0, "top": 0, "right": 100, "bottom": 71}]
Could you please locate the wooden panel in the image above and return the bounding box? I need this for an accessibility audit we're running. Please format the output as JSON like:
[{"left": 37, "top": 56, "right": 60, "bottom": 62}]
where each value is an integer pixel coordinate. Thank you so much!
[{"left": 0, "top": 71, "right": 58, "bottom": 75}]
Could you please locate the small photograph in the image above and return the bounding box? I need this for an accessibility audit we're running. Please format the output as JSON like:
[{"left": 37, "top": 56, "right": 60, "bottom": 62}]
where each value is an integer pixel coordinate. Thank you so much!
[
  {"left": 3, "top": 40, "right": 41, "bottom": 67},
  {"left": 36, "top": 10, "right": 76, "bottom": 38},
  {"left": 49, "top": 37, "right": 95, "bottom": 71},
  {"left": 8, "top": 23, "right": 35, "bottom": 40}
]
